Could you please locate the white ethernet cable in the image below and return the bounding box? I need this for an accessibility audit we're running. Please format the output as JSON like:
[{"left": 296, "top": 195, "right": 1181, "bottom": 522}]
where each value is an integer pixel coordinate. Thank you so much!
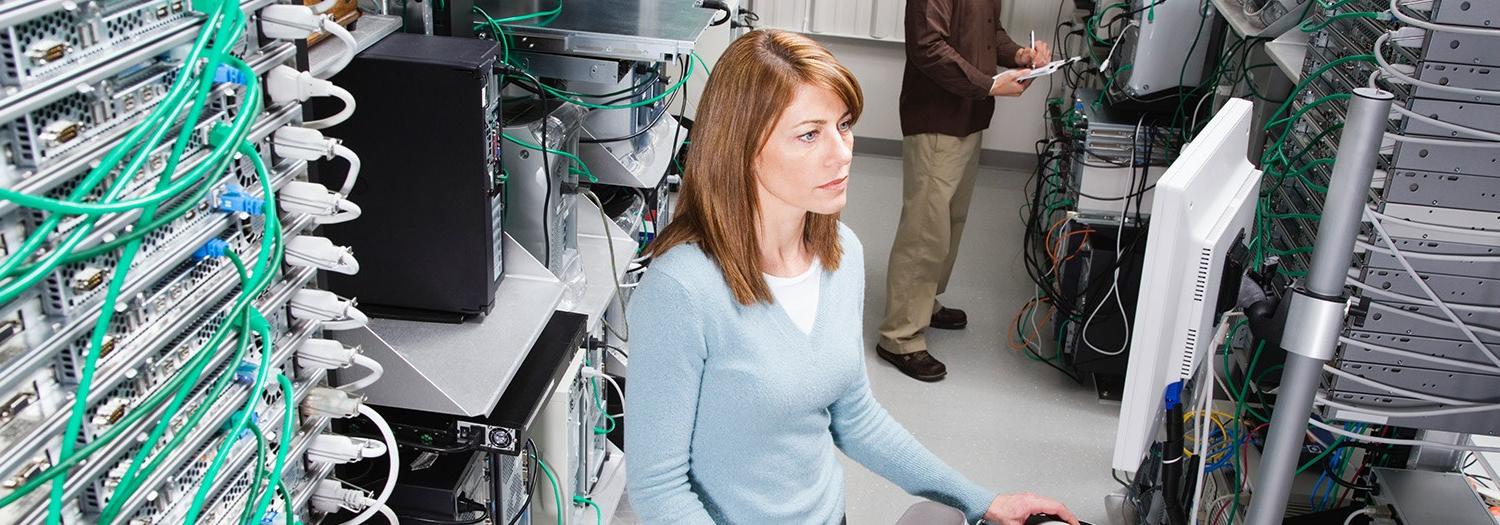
[
  {"left": 1365, "top": 206, "right": 1500, "bottom": 241},
  {"left": 260, "top": 5, "right": 358, "bottom": 78},
  {"left": 1354, "top": 238, "right": 1500, "bottom": 262},
  {"left": 266, "top": 66, "right": 357, "bottom": 130},
  {"left": 304, "top": 398, "right": 401, "bottom": 524},
  {"left": 339, "top": 354, "right": 384, "bottom": 392},
  {"left": 1322, "top": 364, "right": 1480, "bottom": 405},
  {"left": 285, "top": 235, "right": 360, "bottom": 275},
  {"left": 273, "top": 127, "right": 362, "bottom": 195},
  {"left": 1317, "top": 395, "right": 1500, "bottom": 418},
  {"left": 1372, "top": 33, "right": 1500, "bottom": 98},
  {"left": 1339, "top": 335, "right": 1500, "bottom": 375},
  {"left": 1310, "top": 419, "right": 1500, "bottom": 452},
  {"left": 1388, "top": 0, "right": 1500, "bottom": 36},
  {"left": 1344, "top": 278, "right": 1500, "bottom": 315},
  {"left": 280, "top": 181, "right": 362, "bottom": 224},
  {"left": 289, "top": 289, "right": 369, "bottom": 331},
  {"left": 1363, "top": 207, "right": 1500, "bottom": 369}
]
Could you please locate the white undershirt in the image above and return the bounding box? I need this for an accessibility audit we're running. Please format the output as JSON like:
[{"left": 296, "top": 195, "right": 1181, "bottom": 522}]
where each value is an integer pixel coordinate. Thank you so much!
[{"left": 764, "top": 258, "right": 821, "bottom": 335}]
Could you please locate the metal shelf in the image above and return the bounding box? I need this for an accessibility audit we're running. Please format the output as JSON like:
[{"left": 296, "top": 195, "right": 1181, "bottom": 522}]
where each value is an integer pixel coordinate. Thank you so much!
[
  {"left": 342, "top": 234, "right": 565, "bottom": 417},
  {"left": 491, "top": 0, "right": 714, "bottom": 62},
  {"left": 566, "top": 197, "right": 638, "bottom": 333},
  {"left": 580, "top": 113, "right": 684, "bottom": 189},
  {"left": 1211, "top": 0, "right": 1266, "bottom": 37},
  {"left": 1265, "top": 31, "right": 1308, "bottom": 83},
  {"left": 308, "top": 13, "right": 403, "bottom": 77}
]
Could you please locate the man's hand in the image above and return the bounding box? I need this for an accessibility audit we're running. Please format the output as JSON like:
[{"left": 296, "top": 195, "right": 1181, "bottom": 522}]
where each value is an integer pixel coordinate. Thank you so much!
[
  {"left": 1014, "top": 41, "right": 1053, "bottom": 69},
  {"left": 982, "top": 493, "right": 1081, "bottom": 525},
  {"left": 990, "top": 69, "right": 1034, "bottom": 97}
]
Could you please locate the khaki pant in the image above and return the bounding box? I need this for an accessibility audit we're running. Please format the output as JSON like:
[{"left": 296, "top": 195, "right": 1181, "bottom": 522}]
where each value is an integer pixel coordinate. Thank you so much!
[{"left": 879, "top": 132, "right": 983, "bottom": 354}]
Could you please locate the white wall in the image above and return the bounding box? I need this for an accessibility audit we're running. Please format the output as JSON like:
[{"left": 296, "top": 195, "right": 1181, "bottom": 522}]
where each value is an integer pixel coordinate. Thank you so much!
[{"left": 688, "top": 0, "right": 1074, "bottom": 155}]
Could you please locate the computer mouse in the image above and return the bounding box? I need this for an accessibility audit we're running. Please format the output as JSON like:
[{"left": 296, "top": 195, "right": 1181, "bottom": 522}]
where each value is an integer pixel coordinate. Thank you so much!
[{"left": 1023, "top": 515, "right": 1094, "bottom": 525}]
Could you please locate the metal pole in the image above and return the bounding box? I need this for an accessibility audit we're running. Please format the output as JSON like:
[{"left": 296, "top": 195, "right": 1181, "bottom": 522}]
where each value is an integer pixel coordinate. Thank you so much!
[{"left": 1244, "top": 87, "right": 1393, "bottom": 525}]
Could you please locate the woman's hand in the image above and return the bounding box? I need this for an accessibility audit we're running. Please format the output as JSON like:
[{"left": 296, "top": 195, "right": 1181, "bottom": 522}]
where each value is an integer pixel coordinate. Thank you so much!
[{"left": 982, "top": 492, "right": 1081, "bottom": 525}]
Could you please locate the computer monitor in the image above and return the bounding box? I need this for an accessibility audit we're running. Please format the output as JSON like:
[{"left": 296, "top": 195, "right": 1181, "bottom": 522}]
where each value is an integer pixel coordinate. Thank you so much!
[{"left": 1112, "top": 99, "right": 1262, "bottom": 473}]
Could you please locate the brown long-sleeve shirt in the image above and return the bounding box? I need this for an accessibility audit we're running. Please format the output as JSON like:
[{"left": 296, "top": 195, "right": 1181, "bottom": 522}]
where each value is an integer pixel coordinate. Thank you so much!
[{"left": 900, "top": 0, "right": 1026, "bottom": 137}]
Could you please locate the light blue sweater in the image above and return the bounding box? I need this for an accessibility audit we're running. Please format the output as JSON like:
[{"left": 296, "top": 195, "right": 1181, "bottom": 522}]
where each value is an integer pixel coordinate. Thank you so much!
[{"left": 624, "top": 224, "right": 996, "bottom": 524}]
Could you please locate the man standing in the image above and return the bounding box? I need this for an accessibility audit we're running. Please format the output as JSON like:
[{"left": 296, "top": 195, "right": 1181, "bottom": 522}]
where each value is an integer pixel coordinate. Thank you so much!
[{"left": 878, "top": 0, "right": 1050, "bottom": 381}]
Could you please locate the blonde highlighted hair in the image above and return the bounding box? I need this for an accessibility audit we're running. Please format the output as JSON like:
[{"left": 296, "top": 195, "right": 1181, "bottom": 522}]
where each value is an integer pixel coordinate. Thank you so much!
[{"left": 646, "top": 30, "right": 863, "bottom": 305}]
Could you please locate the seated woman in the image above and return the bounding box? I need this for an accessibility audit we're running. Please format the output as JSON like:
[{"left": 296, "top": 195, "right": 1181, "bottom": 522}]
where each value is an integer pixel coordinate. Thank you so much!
[{"left": 624, "top": 30, "right": 1081, "bottom": 525}]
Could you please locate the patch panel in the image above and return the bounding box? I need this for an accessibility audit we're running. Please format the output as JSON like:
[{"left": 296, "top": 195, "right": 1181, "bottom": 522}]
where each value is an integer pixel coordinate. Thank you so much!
[
  {"left": 1330, "top": 360, "right": 1500, "bottom": 403},
  {"left": 21, "top": 102, "right": 297, "bottom": 259},
  {"left": 1384, "top": 169, "right": 1500, "bottom": 213},
  {"left": 1324, "top": 390, "right": 1500, "bottom": 435},
  {"left": 1352, "top": 300, "right": 1500, "bottom": 344},
  {"left": 107, "top": 332, "right": 328, "bottom": 524},
  {"left": 0, "top": 35, "right": 293, "bottom": 198},
  {"left": 32, "top": 150, "right": 297, "bottom": 328},
  {"left": 0, "top": 0, "right": 194, "bottom": 96},
  {"left": 1421, "top": 30, "right": 1500, "bottom": 67},
  {"left": 1362, "top": 235, "right": 1500, "bottom": 279},
  {"left": 0, "top": 216, "right": 315, "bottom": 510},
  {"left": 1341, "top": 330, "right": 1498, "bottom": 369},
  {"left": 1401, "top": 98, "right": 1500, "bottom": 144},
  {"left": 53, "top": 221, "right": 264, "bottom": 391},
  {"left": 0, "top": 131, "right": 301, "bottom": 408},
  {"left": 0, "top": 1, "right": 373, "bottom": 522},
  {"left": 1431, "top": 0, "right": 1500, "bottom": 27},
  {"left": 1413, "top": 62, "right": 1500, "bottom": 105},
  {"left": 1, "top": 57, "right": 183, "bottom": 177},
  {"left": 0, "top": 265, "right": 320, "bottom": 524}
]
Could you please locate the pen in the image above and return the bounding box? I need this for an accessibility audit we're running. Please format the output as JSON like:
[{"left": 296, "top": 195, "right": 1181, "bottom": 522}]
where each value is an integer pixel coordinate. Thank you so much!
[{"left": 1030, "top": 31, "right": 1036, "bottom": 53}]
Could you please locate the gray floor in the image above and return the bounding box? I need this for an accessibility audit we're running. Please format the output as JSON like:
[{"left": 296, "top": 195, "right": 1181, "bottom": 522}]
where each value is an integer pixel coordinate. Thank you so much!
[
  {"left": 615, "top": 153, "right": 1125, "bottom": 524},
  {"left": 837, "top": 154, "right": 1121, "bottom": 524}
]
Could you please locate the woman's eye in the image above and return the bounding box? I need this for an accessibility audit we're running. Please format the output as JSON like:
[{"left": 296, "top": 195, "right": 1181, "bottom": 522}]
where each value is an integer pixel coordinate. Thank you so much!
[
  {"left": 838, "top": 120, "right": 852, "bottom": 132},
  {"left": 799, "top": 131, "right": 818, "bottom": 142}
]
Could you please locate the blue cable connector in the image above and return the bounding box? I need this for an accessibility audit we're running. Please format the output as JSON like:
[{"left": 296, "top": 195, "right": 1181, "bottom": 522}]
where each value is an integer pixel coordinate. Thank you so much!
[
  {"left": 193, "top": 238, "right": 231, "bottom": 260},
  {"left": 1163, "top": 380, "right": 1184, "bottom": 411},
  {"left": 215, "top": 184, "right": 265, "bottom": 216},
  {"left": 214, "top": 64, "right": 251, "bottom": 86}
]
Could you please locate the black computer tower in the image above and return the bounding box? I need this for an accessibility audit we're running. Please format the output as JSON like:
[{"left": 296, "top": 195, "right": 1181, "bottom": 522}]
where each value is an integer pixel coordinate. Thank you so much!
[
  {"left": 316, "top": 34, "right": 505, "bottom": 320},
  {"left": 1057, "top": 218, "right": 1149, "bottom": 400}
]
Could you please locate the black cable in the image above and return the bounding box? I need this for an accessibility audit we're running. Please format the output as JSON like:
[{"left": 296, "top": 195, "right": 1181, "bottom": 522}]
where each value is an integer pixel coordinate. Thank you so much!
[
  {"left": 669, "top": 54, "right": 689, "bottom": 174},
  {"left": 1162, "top": 401, "right": 1188, "bottom": 525},
  {"left": 502, "top": 441, "right": 539, "bottom": 525},
  {"left": 581, "top": 82, "right": 681, "bottom": 144},
  {"left": 700, "top": 0, "right": 732, "bottom": 26},
  {"left": 501, "top": 69, "right": 560, "bottom": 272},
  {"left": 597, "top": 68, "right": 667, "bottom": 106},
  {"left": 397, "top": 435, "right": 482, "bottom": 454},
  {"left": 401, "top": 509, "right": 490, "bottom": 525}
]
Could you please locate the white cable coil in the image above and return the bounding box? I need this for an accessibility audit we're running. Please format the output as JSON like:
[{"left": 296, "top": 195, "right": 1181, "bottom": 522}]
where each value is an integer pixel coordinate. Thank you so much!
[
  {"left": 338, "top": 354, "right": 384, "bottom": 392},
  {"left": 308, "top": 433, "right": 388, "bottom": 465}
]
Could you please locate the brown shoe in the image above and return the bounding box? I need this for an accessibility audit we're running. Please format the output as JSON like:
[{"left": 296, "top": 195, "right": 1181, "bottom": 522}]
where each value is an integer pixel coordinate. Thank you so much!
[
  {"left": 876, "top": 345, "right": 947, "bottom": 382},
  {"left": 930, "top": 307, "right": 968, "bottom": 330}
]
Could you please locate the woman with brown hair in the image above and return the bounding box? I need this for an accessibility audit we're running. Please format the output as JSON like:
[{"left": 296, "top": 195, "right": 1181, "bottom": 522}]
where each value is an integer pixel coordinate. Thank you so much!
[{"left": 623, "top": 30, "right": 1080, "bottom": 525}]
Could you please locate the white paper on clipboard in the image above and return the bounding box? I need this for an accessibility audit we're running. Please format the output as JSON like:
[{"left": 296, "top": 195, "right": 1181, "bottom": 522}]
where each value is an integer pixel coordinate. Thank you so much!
[{"left": 1015, "top": 57, "right": 1082, "bottom": 81}]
